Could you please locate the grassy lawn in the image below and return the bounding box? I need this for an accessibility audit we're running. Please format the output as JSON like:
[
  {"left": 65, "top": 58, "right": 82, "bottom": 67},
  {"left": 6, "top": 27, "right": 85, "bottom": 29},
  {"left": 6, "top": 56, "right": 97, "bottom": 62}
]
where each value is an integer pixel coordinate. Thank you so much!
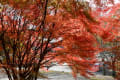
[{"left": 90, "top": 75, "right": 114, "bottom": 80}]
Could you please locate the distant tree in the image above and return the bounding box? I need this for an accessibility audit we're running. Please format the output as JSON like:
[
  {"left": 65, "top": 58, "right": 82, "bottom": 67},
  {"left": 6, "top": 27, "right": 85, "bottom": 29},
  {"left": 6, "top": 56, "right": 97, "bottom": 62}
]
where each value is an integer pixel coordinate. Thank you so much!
[
  {"left": 0, "top": 0, "right": 117, "bottom": 80},
  {"left": 96, "top": 3, "right": 120, "bottom": 80}
]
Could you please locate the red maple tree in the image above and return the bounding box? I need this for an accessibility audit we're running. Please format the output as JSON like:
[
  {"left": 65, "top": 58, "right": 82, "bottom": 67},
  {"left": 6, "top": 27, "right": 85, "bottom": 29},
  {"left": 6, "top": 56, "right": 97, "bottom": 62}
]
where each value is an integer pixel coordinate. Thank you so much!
[{"left": 0, "top": 0, "right": 117, "bottom": 80}]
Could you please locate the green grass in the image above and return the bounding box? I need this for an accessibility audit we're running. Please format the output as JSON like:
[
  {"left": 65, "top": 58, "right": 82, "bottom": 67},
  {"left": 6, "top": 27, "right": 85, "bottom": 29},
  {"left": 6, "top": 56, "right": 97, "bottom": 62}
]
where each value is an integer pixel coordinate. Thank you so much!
[
  {"left": 90, "top": 76, "right": 114, "bottom": 80},
  {"left": 90, "top": 77, "right": 104, "bottom": 80},
  {"left": 40, "top": 70, "right": 70, "bottom": 74}
]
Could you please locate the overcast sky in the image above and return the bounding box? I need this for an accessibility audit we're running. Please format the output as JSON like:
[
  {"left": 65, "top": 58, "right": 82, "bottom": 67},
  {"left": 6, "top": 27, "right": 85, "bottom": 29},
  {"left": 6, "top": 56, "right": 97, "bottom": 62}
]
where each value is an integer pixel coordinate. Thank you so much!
[{"left": 115, "top": 0, "right": 120, "bottom": 4}]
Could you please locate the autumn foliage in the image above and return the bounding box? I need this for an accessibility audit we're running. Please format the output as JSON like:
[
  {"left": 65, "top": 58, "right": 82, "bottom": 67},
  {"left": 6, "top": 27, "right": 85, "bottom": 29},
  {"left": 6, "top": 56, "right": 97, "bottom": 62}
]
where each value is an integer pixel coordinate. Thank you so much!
[{"left": 0, "top": 0, "right": 120, "bottom": 80}]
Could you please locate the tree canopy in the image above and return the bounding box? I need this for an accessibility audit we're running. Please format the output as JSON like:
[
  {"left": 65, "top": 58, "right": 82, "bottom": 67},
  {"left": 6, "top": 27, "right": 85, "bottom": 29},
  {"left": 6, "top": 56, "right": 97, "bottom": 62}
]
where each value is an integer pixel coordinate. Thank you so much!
[{"left": 0, "top": 0, "right": 120, "bottom": 80}]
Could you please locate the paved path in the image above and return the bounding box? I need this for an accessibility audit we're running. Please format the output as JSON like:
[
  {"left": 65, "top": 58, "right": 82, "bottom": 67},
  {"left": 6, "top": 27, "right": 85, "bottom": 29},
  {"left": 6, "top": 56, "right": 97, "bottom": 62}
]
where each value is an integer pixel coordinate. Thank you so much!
[
  {"left": 0, "top": 65, "right": 114, "bottom": 80},
  {"left": 0, "top": 72, "right": 88, "bottom": 80},
  {"left": 48, "top": 64, "right": 72, "bottom": 72},
  {"left": 0, "top": 72, "right": 114, "bottom": 80}
]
